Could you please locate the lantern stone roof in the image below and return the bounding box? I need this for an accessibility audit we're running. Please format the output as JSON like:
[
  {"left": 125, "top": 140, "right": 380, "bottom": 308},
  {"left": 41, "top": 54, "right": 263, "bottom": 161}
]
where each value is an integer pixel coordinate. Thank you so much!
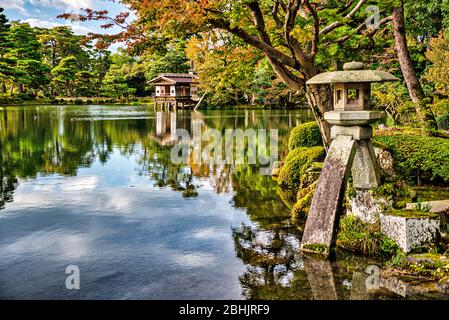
[{"left": 306, "top": 61, "right": 398, "bottom": 85}]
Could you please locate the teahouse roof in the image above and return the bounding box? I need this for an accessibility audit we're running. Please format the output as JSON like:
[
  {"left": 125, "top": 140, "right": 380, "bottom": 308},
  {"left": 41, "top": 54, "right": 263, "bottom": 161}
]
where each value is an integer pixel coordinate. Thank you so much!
[
  {"left": 148, "top": 73, "right": 198, "bottom": 85},
  {"left": 306, "top": 62, "right": 398, "bottom": 85}
]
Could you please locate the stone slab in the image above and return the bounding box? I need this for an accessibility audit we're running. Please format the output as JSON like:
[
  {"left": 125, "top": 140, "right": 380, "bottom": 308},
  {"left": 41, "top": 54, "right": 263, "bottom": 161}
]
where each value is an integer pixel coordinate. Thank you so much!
[
  {"left": 380, "top": 212, "right": 440, "bottom": 253},
  {"left": 301, "top": 135, "right": 356, "bottom": 256},
  {"left": 324, "top": 110, "right": 383, "bottom": 125},
  {"left": 406, "top": 200, "right": 449, "bottom": 213}
]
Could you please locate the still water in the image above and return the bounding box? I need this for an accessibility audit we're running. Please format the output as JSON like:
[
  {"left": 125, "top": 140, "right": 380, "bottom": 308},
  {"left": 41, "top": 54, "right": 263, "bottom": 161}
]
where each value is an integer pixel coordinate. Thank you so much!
[{"left": 0, "top": 105, "right": 447, "bottom": 300}]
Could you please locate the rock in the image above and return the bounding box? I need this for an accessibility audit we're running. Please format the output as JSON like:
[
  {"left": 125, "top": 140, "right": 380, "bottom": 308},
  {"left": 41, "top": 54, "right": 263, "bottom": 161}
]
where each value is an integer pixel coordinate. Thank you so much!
[
  {"left": 348, "top": 189, "right": 390, "bottom": 224},
  {"left": 406, "top": 200, "right": 449, "bottom": 213},
  {"left": 378, "top": 124, "right": 388, "bottom": 131},
  {"left": 374, "top": 147, "right": 396, "bottom": 178},
  {"left": 380, "top": 211, "right": 440, "bottom": 253}
]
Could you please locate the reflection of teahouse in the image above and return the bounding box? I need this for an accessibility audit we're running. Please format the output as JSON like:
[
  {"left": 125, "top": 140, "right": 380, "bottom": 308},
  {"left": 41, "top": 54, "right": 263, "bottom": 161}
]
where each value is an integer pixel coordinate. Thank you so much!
[{"left": 148, "top": 72, "right": 199, "bottom": 109}]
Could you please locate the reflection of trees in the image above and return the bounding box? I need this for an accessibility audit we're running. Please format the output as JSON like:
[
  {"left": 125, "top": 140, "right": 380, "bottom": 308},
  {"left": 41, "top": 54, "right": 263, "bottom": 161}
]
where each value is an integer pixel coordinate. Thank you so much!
[
  {"left": 0, "top": 153, "right": 18, "bottom": 210},
  {"left": 232, "top": 224, "right": 312, "bottom": 299},
  {"left": 0, "top": 107, "right": 301, "bottom": 206}
]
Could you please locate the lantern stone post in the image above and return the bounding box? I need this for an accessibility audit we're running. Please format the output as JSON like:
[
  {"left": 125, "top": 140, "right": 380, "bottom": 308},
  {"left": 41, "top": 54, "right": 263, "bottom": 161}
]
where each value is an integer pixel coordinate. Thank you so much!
[{"left": 300, "top": 62, "right": 398, "bottom": 257}]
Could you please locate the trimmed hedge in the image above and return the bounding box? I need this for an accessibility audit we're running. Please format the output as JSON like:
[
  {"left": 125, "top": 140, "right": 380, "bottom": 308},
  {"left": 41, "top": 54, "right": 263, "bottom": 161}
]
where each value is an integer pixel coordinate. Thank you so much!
[
  {"left": 374, "top": 134, "right": 449, "bottom": 183},
  {"left": 277, "top": 146, "right": 325, "bottom": 191},
  {"left": 288, "top": 122, "right": 323, "bottom": 150},
  {"left": 437, "top": 113, "right": 449, "bottom": 130}
]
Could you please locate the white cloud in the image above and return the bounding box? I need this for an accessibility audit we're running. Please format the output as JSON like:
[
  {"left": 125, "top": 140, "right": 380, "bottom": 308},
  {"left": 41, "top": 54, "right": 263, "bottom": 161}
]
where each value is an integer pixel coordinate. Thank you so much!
[
  {"left": 28, "top": 0, "right": 93, "bottom": 10},
  {"left": 0, "top": 0, "right": 28, "bottom": 15},
  {"left": 23, "top": 18, "right": 94, "bottom": 34}
]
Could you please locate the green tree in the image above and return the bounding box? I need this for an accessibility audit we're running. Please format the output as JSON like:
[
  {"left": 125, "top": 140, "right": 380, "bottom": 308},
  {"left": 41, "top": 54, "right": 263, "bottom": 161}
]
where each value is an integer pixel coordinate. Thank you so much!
[
  {"left": 143, "top": 42, "right": 190, "bottom": 81},
  {"left": 0, "top": 8, "right": 13, "bottom": 93},
  {"left": 51, "top": 55, "right": 78, "bottom": 97},
  {"left": 6, "top": 22, "right": 49, "bottom": 94},
  {"left": 101, "top": 53, "right": 135, "bottom": 98},
  {"left": 38, "top": 26, "right": 89, "bottom": 68}
]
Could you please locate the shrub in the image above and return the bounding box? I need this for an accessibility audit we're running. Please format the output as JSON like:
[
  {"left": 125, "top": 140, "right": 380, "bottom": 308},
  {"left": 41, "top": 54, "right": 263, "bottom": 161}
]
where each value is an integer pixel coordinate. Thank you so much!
[
  {"left": 74, "top": 98, "right": 84, "bottom": 105},
  {"left": 277, "top": 146, "right": 325, "bottom": 191},
  {"left": 374, "top": 134, "right": 449, "bottom": 183},
  {"left": 437, "top": 113, "right": 449, "bottom": 130},
  {"left": 288, "top": 122, "right": 323, "bottom": 150}
]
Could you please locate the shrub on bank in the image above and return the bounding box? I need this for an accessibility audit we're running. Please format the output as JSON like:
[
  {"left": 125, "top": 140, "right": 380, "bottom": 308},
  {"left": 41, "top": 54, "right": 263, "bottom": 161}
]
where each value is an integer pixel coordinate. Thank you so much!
[
  {"left": 437, "top": 113, "right": 449, "bottom": 130},
  {"left": 374, "top": 134, "right": 449, "bottom": 183},
  {"left": 288, "top": 122, "right": 323, "bottom": 150}
]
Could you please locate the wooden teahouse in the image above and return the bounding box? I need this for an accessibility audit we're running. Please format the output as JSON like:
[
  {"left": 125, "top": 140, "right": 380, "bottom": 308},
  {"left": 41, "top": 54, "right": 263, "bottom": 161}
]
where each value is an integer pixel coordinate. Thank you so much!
[{"left": 148, "top": 73, "right": 199, "bottom": 109}]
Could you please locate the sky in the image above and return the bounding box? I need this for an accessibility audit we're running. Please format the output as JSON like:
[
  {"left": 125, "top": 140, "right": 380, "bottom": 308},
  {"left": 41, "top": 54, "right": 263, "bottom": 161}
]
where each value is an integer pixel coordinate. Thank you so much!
[{"left": 0, "top": 0, "right": 133, "bottom": 50}]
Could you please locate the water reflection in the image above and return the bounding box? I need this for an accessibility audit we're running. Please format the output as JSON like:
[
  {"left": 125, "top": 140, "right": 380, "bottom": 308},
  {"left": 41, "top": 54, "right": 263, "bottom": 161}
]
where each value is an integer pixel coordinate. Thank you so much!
[{"left": 0, "top": 105, "right": 447, "bottom": 299}]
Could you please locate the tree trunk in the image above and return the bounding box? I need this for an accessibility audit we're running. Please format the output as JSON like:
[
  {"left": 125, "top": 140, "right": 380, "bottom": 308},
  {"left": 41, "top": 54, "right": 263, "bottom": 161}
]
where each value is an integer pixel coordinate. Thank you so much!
[
  {"left": 1, "top": 81, "right": 6, "bottom": 94},
  {"left": 306, "top": 84, "right": 333, "bottom": 149},
  {"left": 392, "top": 1, "right": 437, "bottom": 130}
]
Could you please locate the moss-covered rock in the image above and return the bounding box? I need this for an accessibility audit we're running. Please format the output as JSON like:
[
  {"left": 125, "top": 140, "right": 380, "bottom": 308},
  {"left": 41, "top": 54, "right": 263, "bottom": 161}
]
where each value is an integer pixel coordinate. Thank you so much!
[
  {"left": 278, "top": 188, "right": 297, "bottom": 210},
  {"left": 277, "top": 146, "right": 325, "bottom": 191},
  {"left": 372, "top": 180, "right": 416, "bottom": 209},
  {"left": 291, "top": 181, "right": 317, "bottom": 220},
  {"left": 288, "top": 122, "right": 323, "bottom": 151},
  {"left": 336, "top": 215, "right": 399, "bottom": 258}
]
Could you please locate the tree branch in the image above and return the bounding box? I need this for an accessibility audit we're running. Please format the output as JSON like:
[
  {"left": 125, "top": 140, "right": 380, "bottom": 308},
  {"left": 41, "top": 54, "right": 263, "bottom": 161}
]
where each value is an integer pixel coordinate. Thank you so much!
[
  {"left": 247, "top": 1, "right": 272, "bottom": 45},
  {"left": 304, "top": 0, "right": 319, "bottom": 57},
  {"left": 272, "top": 0, "right": 284, "bottom": 29},
  {"left": 208, "top": 17, "right": 297, "bottom": 69},
  {"left": 319, "top": 0, "right": 368, "bottom": 36},
  {"left": 329, "top": 15, "right": 393, "bottom": 45}
]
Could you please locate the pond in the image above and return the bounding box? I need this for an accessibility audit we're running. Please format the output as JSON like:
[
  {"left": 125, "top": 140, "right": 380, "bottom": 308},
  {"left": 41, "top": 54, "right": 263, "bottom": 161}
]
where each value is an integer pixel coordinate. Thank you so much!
[{"left": 0, "top": 105, "right": 447, "bottom": 300}]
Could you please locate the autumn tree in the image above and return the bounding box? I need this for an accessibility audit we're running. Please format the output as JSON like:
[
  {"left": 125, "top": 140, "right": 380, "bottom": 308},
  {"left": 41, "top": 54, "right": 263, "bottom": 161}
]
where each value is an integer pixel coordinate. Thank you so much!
[{"left": 186, "top": 32, "right": 272, "bottom": 106}]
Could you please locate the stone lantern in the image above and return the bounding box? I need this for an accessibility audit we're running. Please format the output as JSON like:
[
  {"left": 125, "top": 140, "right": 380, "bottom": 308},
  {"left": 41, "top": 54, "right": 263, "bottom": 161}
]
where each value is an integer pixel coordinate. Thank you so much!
[{"left": 300, "top": 62, "right": 398, "bottom": 257}]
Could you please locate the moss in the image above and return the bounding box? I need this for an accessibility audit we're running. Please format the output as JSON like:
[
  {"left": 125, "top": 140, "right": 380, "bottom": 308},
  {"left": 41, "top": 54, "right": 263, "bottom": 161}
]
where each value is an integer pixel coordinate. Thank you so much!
[
  {"left": 283, "top": 147, "right": 308, "bottom": 164},
  {"left": 387, "top": 253, "right": 449, "bottom": 281},
  {"left": 288, "top": 122, "right": 323, "bottom": 151},
  {"left": 385, "top": 209, "right": 439, "bottom": 219},
  {"left": 374, "top": 133, "right": 449, "bottom": 183},
  {"left": 291, "top": 181, "right": 317, "bottom": 220},
  {"left": 372, "top": 181, "right": 415, "bottom": 209},
  {"left": 371, "top": 140, "right": 390, "bottom": 150},
  {"left": 415, "top": 186, "right": 449, "bottom": 202},
  {"left": 277, "top": 147, "right": 325, "bottom": 192},
  {"left": 278, "top": 188, "right": 296, "bottom": 210},
  {"left": 302, "top": 243, "right": 329, "bottom": 255},
  {"left": 336, "top": 215, "right": 399, "bottom": 258}
]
